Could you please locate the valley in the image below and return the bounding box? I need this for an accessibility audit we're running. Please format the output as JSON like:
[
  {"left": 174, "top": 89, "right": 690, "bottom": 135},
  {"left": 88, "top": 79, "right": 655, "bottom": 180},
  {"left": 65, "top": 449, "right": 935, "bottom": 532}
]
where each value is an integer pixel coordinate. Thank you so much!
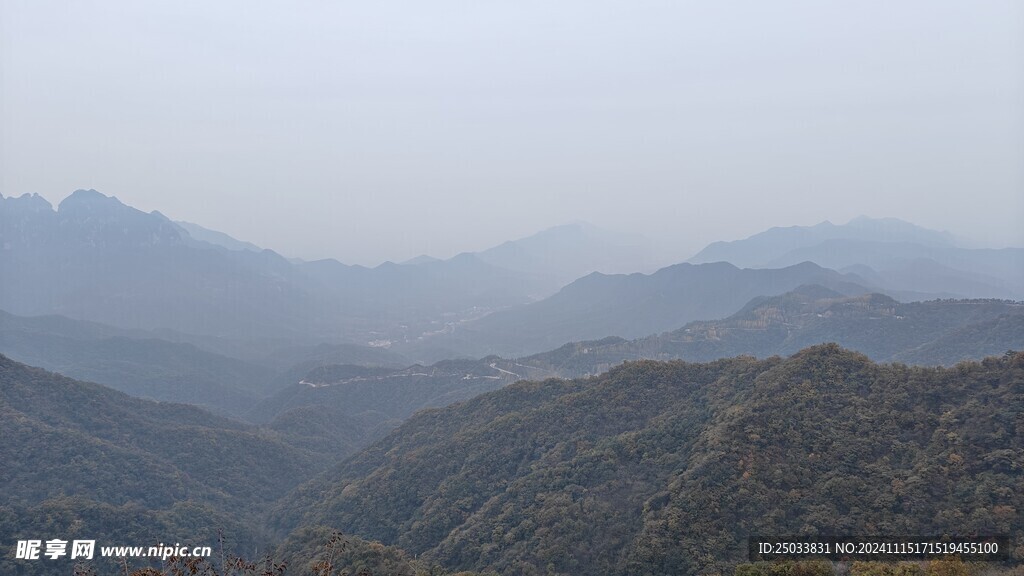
[{"left": 1, "top": 192, "right": 1021, "bottom": 576}]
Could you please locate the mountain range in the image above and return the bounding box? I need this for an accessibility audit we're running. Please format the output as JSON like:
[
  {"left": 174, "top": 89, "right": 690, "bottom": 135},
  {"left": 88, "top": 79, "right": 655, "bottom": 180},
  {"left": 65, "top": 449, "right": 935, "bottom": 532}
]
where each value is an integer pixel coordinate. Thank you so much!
[
  {"left": 231, "top": 285, "right": 1024, "bottom": 463},
  {"left": 411, "top": 261, "right": 873, "bottom": 359},
  {"left": 471, "top": 221, "right": 662, "bottom": 288},
  {"left": 1, "top": 191, "right": 680, "bottom": 357},
  {"left": 6, "top": 280, "right": 1020, "bottom": 481},
  {"left": 0, "top": 190, "right": 542, "bottom": 345},
  {"left": 1, "top": 190, "right": 337, "bottom": 339},
  {"left": 689, "top": 217, "right": 1024, "bottom": 299},
  {"left": 5, "top": 190, "right": 1021, "bottom": 365},
  {"left": 0, "top": 353, "right": 341, "bottom": 575},
  {"left": 272, "top": 345, "right": 1024, "bottom": 575},
  {"left": 248, "top": 358, "right": 529, "bottom": 456},
  {"left": 0, "top": 308, "right": 409, "bottom": 417},
  {"left": 4, "top": 188, "right": 1023, "bottom": 575},
  {"left": 510, "top": 285, "right": 1024, "bottom": 377},
  {"left": 6, "top": 344, "right": 1021, "bottom": 575}
]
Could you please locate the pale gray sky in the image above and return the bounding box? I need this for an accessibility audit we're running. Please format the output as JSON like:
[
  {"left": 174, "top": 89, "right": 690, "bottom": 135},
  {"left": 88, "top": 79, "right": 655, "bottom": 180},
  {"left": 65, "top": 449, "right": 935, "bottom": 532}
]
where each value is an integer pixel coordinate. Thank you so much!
[{"left": 2, "top": 1, "right": 1022, "bottom": 265}]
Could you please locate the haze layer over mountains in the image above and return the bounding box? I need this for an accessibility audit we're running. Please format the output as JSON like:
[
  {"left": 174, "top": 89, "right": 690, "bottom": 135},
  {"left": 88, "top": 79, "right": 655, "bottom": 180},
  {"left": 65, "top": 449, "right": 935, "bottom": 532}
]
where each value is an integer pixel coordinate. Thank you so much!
[
  {"left": 3, "top": 189, "right": 1021, "bottom": 362},
  {"left": 2, "top": 187, "right": 1022, "bottom": 441},
  {"left": 2, "top": 188, "right": 1023, "bottom": 575}
]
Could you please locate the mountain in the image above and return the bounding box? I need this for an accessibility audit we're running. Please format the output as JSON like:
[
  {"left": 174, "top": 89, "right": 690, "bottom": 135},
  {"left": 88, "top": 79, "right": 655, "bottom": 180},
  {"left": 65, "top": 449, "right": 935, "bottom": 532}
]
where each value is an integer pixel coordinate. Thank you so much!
[
  {"left": 0, "top": 190, "right": 546, "bottom": 345},
  {"left": 766, "top": 240, "right": 1024, "bottom": 299},
  {"left": 256, "top": 341, "right": 411, "bottom": 382},
  {"left": 5, "top": 194, "right": 1019, "bottom": 351},
  {"left": 0, "top": 309, "right": 269, "bottom": 416},
  {"left": 273, "top": 346, "right": 1024, "bottom": 576},
  {"left": 689, "top": 217, "right": 1024, "bottom": 299},
  {"left": 401, "top": 254, "right": 442, "bottom": 265},
  {"left": 414, "top": 261, "right": 872, "bottom": 358},
  {"left": 174, "top": 220, "right": 264, "bottom": 252},
  {"left": 892, "top": 313, "right": 1024, "bottom": 366},
  {"left": 248, "top": 357, "right": 543, "bottom": 456},
  {"left": 837, "top": 257, "right": 1022, "bottom": 300},
  {"left": 135, "top": 326, "right": 412, "bottom": 374},
  {"left": 397, "top": 222, "right": 662, "bottom": 297},
  {"left": 296, "top": 251, "right": 545, "bottom": 320},
  {"left": 474, "top": 221, "right": 660, "bottom": 291},
  {"left": 0, "top": 308, "right": 422, "bottom": 417},
  {"left": 689, "top": 217, "right": 957, "bottom": 267},
  {"left": 510, "top": 286, "right": 1024, "bottom": 377},
  {"left": 0, "top": 354, "right": 335, "bottom": 574},
  {"left": 0, "top": 189, "right": 341, "bottom": 339},
  {"left": 272, "top": 528, "right": 485, "bottom": 576},
  {"left": 240, "top": 288, "right": 1024, "bottom": 460},
  {"left": 0, "top": 354, "right": 326, "bottom": 510}
]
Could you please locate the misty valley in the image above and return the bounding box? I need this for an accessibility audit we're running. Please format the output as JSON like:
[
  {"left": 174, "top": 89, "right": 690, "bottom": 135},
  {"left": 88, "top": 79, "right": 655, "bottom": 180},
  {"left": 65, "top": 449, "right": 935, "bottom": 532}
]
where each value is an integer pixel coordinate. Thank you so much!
[
  {"left": 6, "top": 1, "right": 1023, "bottom": 573},
  {"left": 0, "top": 190, "right": 1021, "bottom": 575}
]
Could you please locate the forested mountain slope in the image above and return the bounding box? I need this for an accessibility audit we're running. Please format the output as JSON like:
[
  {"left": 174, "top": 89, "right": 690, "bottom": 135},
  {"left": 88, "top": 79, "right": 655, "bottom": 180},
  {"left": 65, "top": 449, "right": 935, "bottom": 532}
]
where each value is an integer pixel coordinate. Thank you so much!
[
  {"left": 0, "top": 310, "right": 270, "bottom": 416},
  {"left": 0, "top": 355, "right": 334, "bottom": 574},
  {"left": 249, "top": 358, "right": 545, "bottom": 455},
  {"left": 255, "top": 289, "right": 1023, "bottom": 460},
  {"left": 0, "top": 309, "right": 413, "bottom": 417},
  {"left": 421, "top": 262, "right": 871, "bottom": 358},
  {"left": 275, "top": 346, "right": 1024, "bottom": 576},
  {"left": 513, "top": 286, "right": 1024, "bottom": 377}
]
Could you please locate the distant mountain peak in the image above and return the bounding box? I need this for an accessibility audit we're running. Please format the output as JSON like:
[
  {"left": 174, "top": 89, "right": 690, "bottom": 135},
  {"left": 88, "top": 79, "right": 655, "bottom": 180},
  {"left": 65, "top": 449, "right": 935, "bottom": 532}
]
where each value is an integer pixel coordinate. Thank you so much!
[
  {"left": 689, "top": 216, "right": 959, "bottom": 269},
  {"left": 787, "top": 260, "right": 827, "bottom": 272},
  {"left": 401, "top": 254, "right": 441, "bottom": 266},
  {"left": 57, "top": 188, "right": 129, "bottom": 214},
  {"left": 47, "top": 189, "right": 188, "bottom": 248},
  {"left": 63, "top": 188, "right": 112, "bottom": 202},
  {"left": 473, "top": 222, "right": 657, "bottom": 290},
  {"left": 1, "top": 192, "right": 53, "bottom": 212}
]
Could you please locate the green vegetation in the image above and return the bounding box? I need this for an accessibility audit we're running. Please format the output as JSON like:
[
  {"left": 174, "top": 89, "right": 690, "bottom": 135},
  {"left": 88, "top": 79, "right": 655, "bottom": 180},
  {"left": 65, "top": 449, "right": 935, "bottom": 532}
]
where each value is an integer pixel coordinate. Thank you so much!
[
  {"left": 275, "top": 346, "right": 1024, "bottom": 575},
  {"left": 432, "top": 262, "right": 868, "bottom": 357},
  {"left": 273, "top": 527, "right": 497, "bottom": 576},
  {"left": 248, "top": 359, "right": 526, "bottom": 456},
  {"left": 0, "top": 355, "right": 327, "bottom": 510},
  {"left": 4, "top": 344, "right": 1022, "bottom": 575},
  {"left": 0, "top": 309, "right": 414, "bottom": 417},
  {"left": 0, "top": 309, "right": 268, "bottom": 416},
  {"left": 255, "top": 290, "right": 1024, "bottom": 464},
  {"left": 0, "top": 354, "right": 334, "bottom": 575},
  {"left": 514, "top": 288, "right": 1024, "bottom": 377},
  {"left": 32, "top": 528, "right": 493, "bottom": 576}
]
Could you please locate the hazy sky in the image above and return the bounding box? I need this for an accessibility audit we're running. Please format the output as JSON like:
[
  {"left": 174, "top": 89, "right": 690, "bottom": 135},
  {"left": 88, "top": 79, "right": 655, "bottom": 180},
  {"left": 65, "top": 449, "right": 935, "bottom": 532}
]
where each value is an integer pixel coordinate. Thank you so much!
[{"left": 2, "top": 1, "right": 1022, "bottom": 265}]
